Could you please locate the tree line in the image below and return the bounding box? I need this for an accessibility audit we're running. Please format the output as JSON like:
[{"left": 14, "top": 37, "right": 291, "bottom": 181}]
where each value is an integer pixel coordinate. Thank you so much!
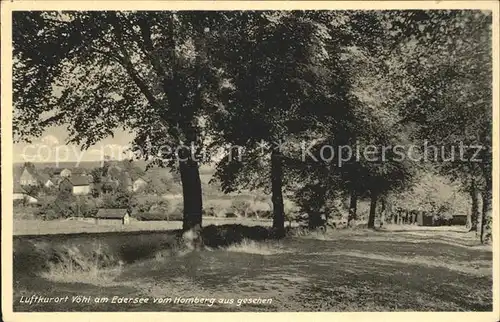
[{"left": 13, "top": 10, "right": 492, "bottom": 243}]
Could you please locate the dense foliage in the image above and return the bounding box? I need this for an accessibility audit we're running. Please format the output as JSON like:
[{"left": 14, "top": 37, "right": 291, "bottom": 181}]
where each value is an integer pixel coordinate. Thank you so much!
[{"left": 13, "top": 10, "right": 493, "bottom": 243}]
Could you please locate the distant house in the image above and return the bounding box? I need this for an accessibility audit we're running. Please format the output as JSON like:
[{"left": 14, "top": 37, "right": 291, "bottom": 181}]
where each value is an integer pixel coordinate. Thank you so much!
[
  {"left": 19, "top": 167, "right": 38, "bottom": 186},
  {"left": 132, "top": 177, "right": 147, "bottom": 192},
  {"left": 13, "top": 183, "right": 38, "bottom": 204},
  {"left": 60, "top": 175, "right": 91, "bottom": 195},
  {"left": 16, "top": 165, "right": 54, "bottom": 189},
  {"left": 94, "top": 208, "right": 131, "bottom": 225}
]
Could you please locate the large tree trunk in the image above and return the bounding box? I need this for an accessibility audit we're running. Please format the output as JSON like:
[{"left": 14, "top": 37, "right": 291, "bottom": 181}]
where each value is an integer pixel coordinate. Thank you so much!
[
  {"left": 368, "top": 192, "right": 377, "bottom": 229},
  {"left": 348, "top": 191, "right": 358, "bottom": 227},
  {"left": 271, "top": 149, "right": 285, "bottom": 237},
  {"left": 179, "top": 157, "right": 203, "bottom": 232},
  {"left": 469, "top": 179, "right": 480, "bottom": 234},
  {"left": 480, "top": 170, "right": 492, "bottom": 245},
  {"left": 379, "top": 196, "right": 387, "bottom": 228}
]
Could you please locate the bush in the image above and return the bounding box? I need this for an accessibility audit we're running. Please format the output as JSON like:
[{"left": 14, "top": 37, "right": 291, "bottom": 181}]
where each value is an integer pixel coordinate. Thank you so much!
[
  {"left": 136, "top": 212, "right": 170, "bottom": 221},
  {"left": 36, "top": 208, "right": 60, "bottom": 221},
  {"left": 130, "top": 195, "right": 182, "bottom": 221},
  {"left": 101, "top": 191, "right": 134, "bottom": 209},
  {"left": 255, "top": 210, "right": 272, "bottom": 219},
  {"left": 231, "top": 199, "right": 251, "bottom": 217},
  {"left": 136, "top": 211, "right": 183, "bottom": 221},
  {"left": 13, "top": 199, "right": 27, "bottom": 207},
  {"left": 75, "top": 197, "right": 99, "bottom": 218},
  {"left": 34, "top": 195, "right": 98, "bottom": 220},
  {"left": 204, "top": 198, "right": 232, "bottom": 217},
  {"left": 130, "top": 194, "right": 170, "bottom": 217},
  {"left": 167, "top": 212, "right": 183, "bottom": 221},
  {"left": 225, "top": 212, "right": 238, "bottom": 218},
  {"left": 13, "top": 205, "right": 38, "bottom": 220}
]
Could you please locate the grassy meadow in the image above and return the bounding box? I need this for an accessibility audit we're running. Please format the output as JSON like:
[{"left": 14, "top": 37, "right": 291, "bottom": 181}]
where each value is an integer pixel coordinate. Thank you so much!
[
  {"left": 13, "top": 217, "right": 275, "bottom": 236},
  {"left": 13, "top": 224, "right": 492, "bottom": 312}
]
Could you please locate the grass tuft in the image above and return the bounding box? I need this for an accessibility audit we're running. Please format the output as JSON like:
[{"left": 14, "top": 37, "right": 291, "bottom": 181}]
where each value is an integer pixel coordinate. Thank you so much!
[
  {"left": 225, "top": 239, "right": 284, "bottom": 255},
  {"left": 39, "top": 243, "right": 123, "bottom": 285}
]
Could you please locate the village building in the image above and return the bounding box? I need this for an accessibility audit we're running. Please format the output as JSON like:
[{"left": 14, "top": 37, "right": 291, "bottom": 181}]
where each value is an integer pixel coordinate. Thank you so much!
[
  {"left": 19, "top": 167, "right": 38, "bottom": 186},
  {"left": 59, "top": 175, "right": 91, "bottom": 195},
  {"left": 94, "top": 208, "right": 131, "bottom": 225},
  {"left": 15, "top": 165, "right": 55, "bottom": 190}
]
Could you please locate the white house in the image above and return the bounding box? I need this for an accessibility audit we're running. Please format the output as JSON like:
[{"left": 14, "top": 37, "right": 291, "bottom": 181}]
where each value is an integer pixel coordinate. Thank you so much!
[
  {"left": 70, "top": 175, "right": 91, "bottom": 195},
  {"left": 60, "top": 176, "right": 91, "bottom": 195},
  {"left": 19, "top": 168, "right": 38, "bottom": 186}
]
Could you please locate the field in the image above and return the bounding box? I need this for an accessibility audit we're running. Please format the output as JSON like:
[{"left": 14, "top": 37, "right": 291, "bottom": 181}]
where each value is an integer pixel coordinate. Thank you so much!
[
  {"left": 13, "top": 217, "right": 275, "bottom": 236},
  {"left": 13, "top": 223, "right": 492, "bottom": 312}
]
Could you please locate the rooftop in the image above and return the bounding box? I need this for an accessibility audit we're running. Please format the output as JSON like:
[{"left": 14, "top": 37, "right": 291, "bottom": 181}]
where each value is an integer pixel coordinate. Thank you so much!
[
  {"left": 95, "top": 208, "right": 130, "bottom": 219},
  {"left": 68, "top": 175, "right": 90, "bottom": 186}
]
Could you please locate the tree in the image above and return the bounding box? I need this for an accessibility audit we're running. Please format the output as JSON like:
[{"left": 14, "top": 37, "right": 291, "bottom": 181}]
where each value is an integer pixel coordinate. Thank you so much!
[
  {"left": 13, "top": 11, "right": 228, "bottom": 234},
  {"left": 211, "top": 11, "right": 356, "bottom": 236},
  {"left": 285, "top": 11, "right": 420, "bottom": 229},
  {"left": 395, "top": 10, "right": 492, "bottom": 243}
]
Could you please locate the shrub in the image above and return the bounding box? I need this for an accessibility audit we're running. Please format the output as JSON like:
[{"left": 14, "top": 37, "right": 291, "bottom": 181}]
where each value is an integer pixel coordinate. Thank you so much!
[
  {"left": 225, "top": 212, "right": 238, "bottom": 218},
  {"left": 136, "top": 210, "right": 183, "bottom": 221},
  {"left": 203, "top": 207, "right": 217, "bottom": 217},
  {"left": 204, "top": 198, "right": 232, "bottom": 217},
  {"left": 255, "top": 210, "right": 272, "bottom": 219},
  {"left": 150, "top": 203, "right": 170, "bottom": 214},
  {"left": 130, "top": 194, "right": 170, "bottom": 216},
  {"left": 36, "top": 208, "right": 60, "bottom": 221},
  {"left": 167, "top": 212, "right": 183, "bottom": 221},
  {"left": 70, "top": 197, "right": 99, "bottom": 218},
  {"left": 137, "top": 212, "right": 170, "bottom": 221},
  {"left": 13, "top": 205, "right": 37, "bottom": 220},
  {"left": 13, "top": 199, "right": 27, "bottom": 207},
  {"left": 101, "top": 191, "right": 134, "bottom": 209},
  {"left": 34, "top": 195, "right": 98, "bottom": 220},
  {"left": 248, "top": 200, "right": 272, "bottom": 218},
  {"left": 231, "top": 199, "right": 251, "bottom": 217}
]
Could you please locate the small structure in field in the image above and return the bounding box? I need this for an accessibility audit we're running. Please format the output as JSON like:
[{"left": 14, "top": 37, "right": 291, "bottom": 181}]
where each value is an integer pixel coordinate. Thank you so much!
[
  {"left": 450, "top": 214, "right": 468, "bottom": 226},
  {"left": 94, "top": 208, "right": 131, "bottom": 225}
]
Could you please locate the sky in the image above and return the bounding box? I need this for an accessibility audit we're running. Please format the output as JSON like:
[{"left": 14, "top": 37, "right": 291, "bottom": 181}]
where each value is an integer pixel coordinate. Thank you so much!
[{"left": 13, "top": 125, "right": 134, "bottom": 164}]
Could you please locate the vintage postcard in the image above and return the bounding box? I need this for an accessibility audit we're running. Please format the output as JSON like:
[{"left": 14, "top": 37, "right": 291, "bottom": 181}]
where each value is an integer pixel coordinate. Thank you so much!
[{"left": 1, "top": 1, "right": 499, "bottom": 321}]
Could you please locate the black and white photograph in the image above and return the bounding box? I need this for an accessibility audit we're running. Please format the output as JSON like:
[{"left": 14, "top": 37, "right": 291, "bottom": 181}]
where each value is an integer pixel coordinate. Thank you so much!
[{"left": 1, "top": 0, "right": 498, "bottom": 318}]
